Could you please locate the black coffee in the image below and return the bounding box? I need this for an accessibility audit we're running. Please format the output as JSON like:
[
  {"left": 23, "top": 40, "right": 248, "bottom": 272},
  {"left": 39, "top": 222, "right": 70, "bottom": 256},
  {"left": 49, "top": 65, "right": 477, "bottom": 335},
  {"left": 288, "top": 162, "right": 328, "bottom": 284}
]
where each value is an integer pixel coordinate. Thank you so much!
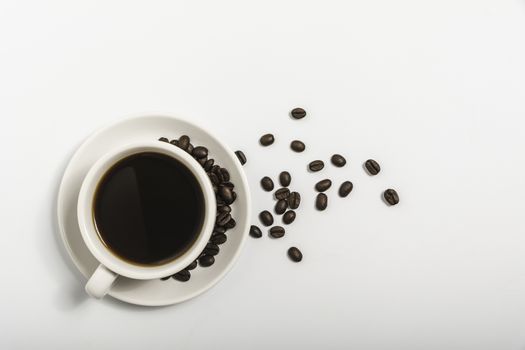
[{"left": 93, "top": 152, "right": 205, "bottom": 266}]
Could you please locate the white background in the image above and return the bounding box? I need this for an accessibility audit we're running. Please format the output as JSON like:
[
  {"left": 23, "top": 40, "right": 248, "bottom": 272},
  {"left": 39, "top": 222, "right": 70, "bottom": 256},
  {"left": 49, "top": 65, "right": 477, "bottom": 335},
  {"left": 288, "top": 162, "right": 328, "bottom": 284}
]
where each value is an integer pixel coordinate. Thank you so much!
[{"left": 1, "top": 0, "right": 525, "bottom": 349}]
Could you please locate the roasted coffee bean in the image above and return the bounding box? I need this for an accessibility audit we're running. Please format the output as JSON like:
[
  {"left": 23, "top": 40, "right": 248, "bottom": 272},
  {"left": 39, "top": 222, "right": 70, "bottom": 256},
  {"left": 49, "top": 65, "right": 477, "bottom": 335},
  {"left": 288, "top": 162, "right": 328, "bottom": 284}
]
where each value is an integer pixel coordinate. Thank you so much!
[
  {"left": 199, "top": 255, "right": 215, "bottom": 267},
  {"left": 158, "top": 137, "right": 169, "bottom": 143},
  {"left": 288, "top": 191, "right": 301, "bottom": 209},
  {"left": 169, "top": 139, "right": 179, "bottom": 146},
  {"left": 204, "top": 158, "right": 215, "bottom": 172},
  {"left": 209, "top": 172, "right": 220, "bottom": 185},
  {"left": 198, "top": 157, "right": 207, "bottom": 166},
  {"left": 365, "top": 159, "right": 381, "bottom": 175},
  {"left": 192, "top": 146, "right": 208, "bottom": 159},
  {"left": 279, "top": 171, "right": 291, "bottom": 187},
  {"left": 290, "top": 107, "right": 306, "bottom": 119},
  {"left": 232, "top": 191, "right": 237, "bottom": 203},
  {"left": 235, "top": 150, "right": 247, "bottom": 165},
  {"left": 261, "top": 176, "right": 274, "bottom": 191},
  {"left": 225, "top": 218, "right": 236, "bottom": 229},
  {"left": 288, "top": 247, "right": 303, "bottom": 262},
  {"left": 186, "top": 260, "right": 198, "bottom": 270},
  {"left": 315, "top": 179, "right": 332, "bottom": 192},
  {"left": 250, "top": 225, "right": 263, "bottom": 238},
  {"left": 218, "top": 168, "right": 230, "bottom": 182},
  {"left": 260, "top": 133, "right": 275, "bottom": 146},
  {"left": 269, "top": 226, "right": 285, "bottom": 238},
  {"left": 275, "top": 187, "right": 290, "bottom": 200},
  {"left": 186, "top": 143, "right": 194, "bottom": 155},
  {"left": 383, "top": 189, "right": 399, "bottom": 205},
  {"left": 331, "top": 154, "right": 346, "bottom": 167},
  {"left": 339, "top": 181, "right": 353, "bottom": 197},
  {"left": 290, "top": 140, "right": 306, "bottom": 152},
  {"left": 222, "top": 182, "right": 234, "bottom": 189},
  {"left": 283, "top": 210, "right": 296, "bottom": 225},
  {"left": 172, "top": 269, "right": 191, "bottom": 282},
  {"left": 219, "top": 186, "right": 234, "bottom": 204},
  {"left": 217, "top": 212, "right": 232, "bottom": 226},
  {"left": 161, "top": 276, "right": 171, "bottom": 280},
  {"left": 259, "top": 210, "right": 274, "bottom": 226},
  {"left": 309, "top": 160, "right": 324, "bottom": 172},
  {"left": 214, "top": 225, "right": 226, "bottom": 234},
  {"left": 316, "top": 193, "right": 328, "bottom": 210},
  {"left": 211, "top": 165, "right": 221, "bottom": 174},
  {"left": 211, "top": 233, "right": 227, "bottom": 245},
  {"left": 217, "top": 205, "right": 231, "bottom": 214},
  {"left": 275, "top": 199, "right": 288, "bottom": 215},
  {"left": 204, "top": 243, "right": 220, "bottom": 256},
  {"left": 178, "top": 135, "right": 190, "bottom": 150}
]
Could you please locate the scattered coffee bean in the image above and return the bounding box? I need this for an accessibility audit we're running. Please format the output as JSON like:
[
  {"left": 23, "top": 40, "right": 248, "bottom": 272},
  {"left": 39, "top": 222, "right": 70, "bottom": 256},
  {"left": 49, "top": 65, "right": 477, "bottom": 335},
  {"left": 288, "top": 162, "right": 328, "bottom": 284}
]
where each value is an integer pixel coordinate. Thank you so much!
[
  {"left": 235, "top": 150, "right": 247, "bottom": 165},
  {"left": 219, "top": 186, "right": 234, "bottom": 204},
  {"left": 260, "top": 134, "right": 275, "bottom": 146},
  {"left": 172, "top": 269, "right": 191, "bottom": 282},
  {"left": 204, "top": 158, "right": 214, "bottom": 172},
  {"left": 309, "top": 160, "right": 324, "bottom": 172},
  {"left": 315, "top": 179, "right": 332, "bottom": 192},
  {"left": 275, "top": 187, "right": 290, "bottom": 200},
  {"left": 365, "top": 159, "right": 381, "bottom": 175},
  {"left": 250, "top": 225, "right": 263, "bottom": 238},
  {"left": 261, "top": 176, "right": 274, "bottom": 191},
  {"left": 161, "top": 276, "right": 171, "bottom": 280},
  {"left": 316, "top": 193, "right": 328, "bottom": 210},
  {"left": 211, "top": 233, "right": 227, "bottom": 245},
  {"left": 222, "top": 182, "right": 234, "bottom": 189},
  {"left": 192, "top": 146, "right": 208, "bottom": 159},
  {"left": 218, "top": 168, "right": 230, "bottom": 182},
  {"left": 290, "top": 107, "right": 307, "bottom": 119},
  {"left": 197, "top": 157, "right": 207, "bottom": 166},
  {"left": 291, "top": 140, "right": 306, "bottom": 152},
  {"left": 199, "top": 255, "right": 215, "bottom": 267},
  {"left": 275, "top": 199, "right": 288, "bottom": 215},
  {"left": 232, "top": 192, "right": 237, "bottom": 203},
  {"left": 169, "top": 139, "right": 179, "bottom": 146},
  {"left": 288, "top": 191, "right": 301, "bottom": 209},
  {"left": 211, "top": 165, "right": 221, "bottom": 174},
  {"left": 283, "top": 210, "right": 296, "bottom": 225},
  {"left": 186, "top": 260, "right": 198, "bottom": 270},
  {"left": 217, "top": 212, "right": 232, "bottom": 226},
  {"left": 209, "top": 172, "right": 219, "bottom": 185},
  {"left": 269, "top": 226, "right": 285, "bottom": 238},
  {"left": 225, "top": 218, "right": 236, "bottom": 229},
  {"left": 203, "top": 242, "right": 220, "bottom": 256},
  {"left": 288, "top": 247, "right": 303, "bottom": 262},
  {"left": 178, "top": 135, "right": 190, "bottom": 150},
  {"left": 339, "top": 181, "right": 353, "bottom": 197},
  {"left": 158, "top": 137, "right": 169, "bottom": 143},
  {"left": 186, "top": 143, "right": 194, "bottom": 154},
  {"left": 383, "top": 189, "right": 399, "bottom": 205},
  {"left": 279, "top": 171, "right": 291, "bottom": 187},
  {"left": 259, "top": 210, "right": 274, "bottom": 226},
  {"left": 214, "top": 226, "right": 226, "bottom": 234},
  {"left": 331, "top": 154, "right": 346, "bottom": 167}
]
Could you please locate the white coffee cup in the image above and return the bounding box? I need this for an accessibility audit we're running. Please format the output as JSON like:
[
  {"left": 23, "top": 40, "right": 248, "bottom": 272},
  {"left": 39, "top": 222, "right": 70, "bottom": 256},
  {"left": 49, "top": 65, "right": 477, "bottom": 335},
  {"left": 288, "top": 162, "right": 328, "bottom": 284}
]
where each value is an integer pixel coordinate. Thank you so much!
[{"left": 77, "top": 141, "right": 217, "bottom": 299}]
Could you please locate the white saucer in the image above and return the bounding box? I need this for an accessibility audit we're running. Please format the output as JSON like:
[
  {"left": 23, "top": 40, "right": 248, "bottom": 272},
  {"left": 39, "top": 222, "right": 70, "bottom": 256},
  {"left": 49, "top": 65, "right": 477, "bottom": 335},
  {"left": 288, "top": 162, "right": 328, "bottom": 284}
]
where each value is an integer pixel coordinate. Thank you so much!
[{"left": 57, "top": 115, "right": 251, "bottom": 306}]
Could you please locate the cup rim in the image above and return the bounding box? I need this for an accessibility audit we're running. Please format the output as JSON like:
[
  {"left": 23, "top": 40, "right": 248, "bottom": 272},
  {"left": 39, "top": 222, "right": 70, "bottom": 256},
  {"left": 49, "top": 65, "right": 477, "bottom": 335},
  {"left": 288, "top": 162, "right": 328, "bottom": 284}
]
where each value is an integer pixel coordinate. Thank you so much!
[{"left": 77, "top": 140, "right": 217, "bottom": 280}]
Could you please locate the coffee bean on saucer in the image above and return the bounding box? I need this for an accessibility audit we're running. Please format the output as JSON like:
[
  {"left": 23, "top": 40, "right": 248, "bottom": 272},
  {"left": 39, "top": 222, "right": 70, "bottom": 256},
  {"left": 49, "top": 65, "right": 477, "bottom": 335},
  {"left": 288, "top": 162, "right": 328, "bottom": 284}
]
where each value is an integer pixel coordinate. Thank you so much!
[
  {"left": 269, "top": 226, "right": 285, "bottom": 238},
  {"left": 288, "top": 247, "right": 303, "bottom": 262},
  {"left": 172, "top": 270, "right": 191, "bottom": 282},
  {"left": 198, "top": 157, "right": 207, "bottom": 166},
  {"left": 250, "top": 225, "right": 263, "bottom": 238},
  {"left": 261, "top": 176, "right": 274, "bottom": 191},
  {"left": 260, "top": 134, "right": 275, "bottom": 146},
  {"left": 218, "top": 168, "right": 230, "bottom": 182},
  {"left": 204, "top": 243, "right": 220, "bottom": 256},
  {"left": 186, "top": 260, "right": 198, "bottom": 270},
  {"left": 214, "top": 226, "right": 226, "bottom": 234},
  {"left": 309, "top": 160, "right": 324, "bottom": 172},
  {"left": 316, "top": 193, "right": 328, "bottom": 210},
  {"left": 161, "top": 276, "right": 171, "bottom": 280},
  {"left": 204, "top": 158, "right": 214, "bottom": 172},
  {"left": 315, "top": 179, "right": 332, "bottom": 192},
  {"left": 275, "top": 199, "right": 288, "bottom": 215},
  {"left": 217, "top": 212, "right": 232, "bottom": 226},
  {"left": 283, "top": 210, "right": 296, "bottom": 225},
  {"left": 219, "top": 186, "right": 234, "bottom": 204},
  {"left": 199, "top": 255, "right": 215, "bottom": 267},
  {"left": 290, "top": 108, "right": 306, "bottom": 119},
  {"left": 383, "top": 189, "right": 399, "bottom": 205},
  {"left": 209, "top": 172, "right": 220, "bottom": 185},
  {"left": 217, "top": 205, "right": 232, "bottom": 215},
  {"left": 232, "top": 191, "right": 237, "bottom": 203},
  {"left": 158, "top": 137, "right": 169, "bottom": 143},
  {"left": 225, "top": 218, "right": 236, "bottom": 229},
  {"left": 259, "top": 210, "right": 274, "bottom": 226},
  {"left": 288, "top": 191, "right": 301, "bottom": 209},
  {"left": 365, "top": 159, "right": 381, "bottom": 175},
  {"left": 331, "top": 154, "right": 346, "bottom": 167},
  {"left": 186, "top": 143, "right": 194, "bottom": 155},
  {"left": 192, "top": 146, "right": 208, "bottom": 159},
  {"left": 211, "top": 233, "right": 227, "bottom": 245},
  {"left": 169, "top": 139, "right": 179, "bottom": 146},
  {"left": 339, "top": 181, "right": 353, "bottom": 197},
  {"left": 211, "top": 165, "right": 221, "bottom": 174},
  {"left": 290, "top": 140, "right": 306, "bottom": 152},
  {"left": 275, "top": 187, "right": 290, "bottom": 200},
  {"left": 222, "top": 182, "right": 234, "bottom": 189},
  {"left": 279, "top": 171, "right": 291, "bottom": 187},
  {"left": 178, "top": 135, "right": 190, "bottom": 150},
  {"left": 235, "top": 150, "right": 247, "bottom": 165}
]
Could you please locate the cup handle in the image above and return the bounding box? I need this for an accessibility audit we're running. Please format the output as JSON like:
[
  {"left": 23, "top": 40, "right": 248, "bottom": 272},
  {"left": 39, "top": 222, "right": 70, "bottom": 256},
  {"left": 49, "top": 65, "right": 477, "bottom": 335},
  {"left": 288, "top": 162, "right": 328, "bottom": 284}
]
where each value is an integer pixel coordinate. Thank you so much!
[{"left": 85, "top": 264, "right": 118, "bottom": 299}]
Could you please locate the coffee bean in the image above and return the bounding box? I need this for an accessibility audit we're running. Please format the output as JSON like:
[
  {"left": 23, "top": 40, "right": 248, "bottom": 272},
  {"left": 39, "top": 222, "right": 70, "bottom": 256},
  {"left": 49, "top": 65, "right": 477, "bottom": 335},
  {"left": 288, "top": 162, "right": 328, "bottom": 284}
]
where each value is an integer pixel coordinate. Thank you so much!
[
  {"left": 186, "top": 260, "right": 198, "bottom": 270},
  {"left": 214, "top": 225, "right": 226, "bottom": 234},
  {"left": 186, "top": 143, "right": 194, "bottom": 155},
  {"left": 290, "top": 140, "right": 305, "bottom": 152},
  {"left": 209, "top": 172, "right": 220, "bottom": 185},
  {"left": 315, "top": 179, "right": 332, "bottom": 192},
  {"left": 204, "top": 242, "right": 220, "bottom": 256},
  {"left": 279, "top": 171, "right": 291, "bottom": 187},
  {"left": 218, "top": 168, "right": 230, "bottom": 182},
  {"left": 309, "top": 160, "right": 324, "bottom": 172},
  {"left": 339, "top": 181, "right": 353, "bottom": 197},
  {"left": 275, "top": 199, "right": 288, "bottom": 215},
  {"left": 269, "top": 226, "right": 285, "bottom": 238},
  {"left": 225, "top": 217, "right": 236, "bottom": 229},
  {"left": 275, "top": 187, "right": 290, "bottom": 200},
  {"left": 288, "top": 247, "right": 303, "bottom": 262},
  {"left": 219, "top": 186, "right": 234, "bottom": 204},
  {"left": 259, "top": 210, "right": 274, "bottom": 226},
  {"left": 235, "top": 150, "right": 247, "bottom": 165},
  {"left": 222, "top": 182, "right": 234, "bottom": 189},
  {"left": 283, "top": 210, "right": 296, "bottom": 225},
  {"left": 218, "top": 205, "right": 231, "bottom": 214},
  {"left": 232, "top": 191, "right": 237, "bottom": 203},
  {"left": 260, "top": 134, "right": 275, "bottom": 146},
  {"left": 331, "top": 154, "right": 346, "bottom": 167},
  {"left": 197, "top": 157, "right": 207, "bottom": 166},
  {"left": 290, "top": 107, "right": 306, "bottom": 119},
  {"left": 250, "top": 225, "right": 262, "bottom": 238},
  {"left": 169, "top": 139, "right": 179, "bottom": 146},
  {"left": 192, "top": 146, "right": 208, "bottom": 159},
  {"left": 161, "top": 276, "right": 171, "bottom": 280},
  {"left": 172, "top": 269, "right": 191, "bottom": 282},
  {"left": 383, "top": 189, "right": 399, "bottom": 205},
  {"left": 261, "top": 177, "right": 274, "bottom": 191},
  {"left": 365, "top": 159, "right": 381, "bottom": 175},
  {"left": 217, "top": 212, "right": 232, "bottom": 226},
  {"left": 288, "top": 191, "right": 301, "bottom": 209},
  {"left": 178, "top": 135, "right": 190, "bottom": 150},
  {"left": 158, "top": 137, "right": 169, "bottom": 143},
  {"left": 204, "top": 158, "right": 214, "bottom": 172},
  {"left": 211, "top": 165, "right": 221, "bottom": 174},
  {"left": 211, "top": 233, "right": 227, "bottom": 245},
  {"left": 316, "top": 193, "right": 328, "bottom": 210},
  {"left": 199, "top": 255, "right": 215, "bottom": 267}
]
